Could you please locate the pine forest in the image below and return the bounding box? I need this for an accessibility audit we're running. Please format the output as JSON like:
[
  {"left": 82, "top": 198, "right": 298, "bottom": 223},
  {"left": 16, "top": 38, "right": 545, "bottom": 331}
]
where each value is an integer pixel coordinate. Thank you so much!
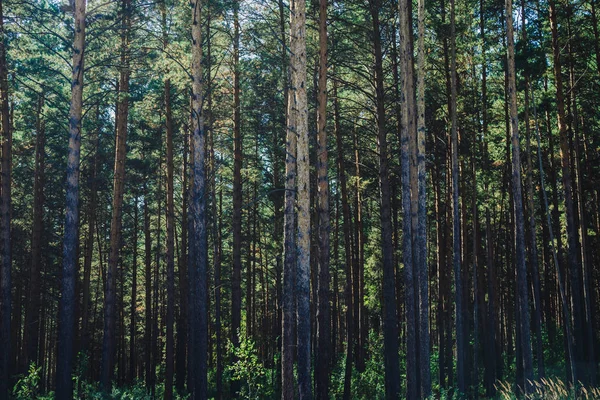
[{"left": 0, "top": 0, "right": 599, "bottom": 398}]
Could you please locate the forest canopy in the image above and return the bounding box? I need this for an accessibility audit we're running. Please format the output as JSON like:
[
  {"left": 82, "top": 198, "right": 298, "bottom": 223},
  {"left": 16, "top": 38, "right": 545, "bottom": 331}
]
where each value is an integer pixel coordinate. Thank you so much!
[{"left": 0, "top": 0, "right": 599, "bottom": 398}]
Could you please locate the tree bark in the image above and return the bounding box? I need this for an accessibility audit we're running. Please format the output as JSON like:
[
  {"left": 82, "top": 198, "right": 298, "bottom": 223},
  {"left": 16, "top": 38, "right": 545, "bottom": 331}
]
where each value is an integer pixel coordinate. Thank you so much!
[
  {"left": 281, "top": 0, "right": 297, "bottom": 394},
  {"left": 506, "top": 0, "right": 534, "bottom": 392},
  {"left": 101, "top": 0, "right": 131, "bottom": 389},
  {"left": 398, "top": 0, "right": 418, "bottom": 394},
  {"left": 129, "top": 198, "right": 138, "bottom": 383},
  {"left": 56, "top": 0, "right": 85, "bottom": 397},
  {"left": 164, "top": 75, "right": 175, "bottom": 400},
  {"left": 370, "top": 1, "right": 400, "bottom": 398},
  {"left": 315, "top": 0, "right": 330, "bottom": 397},
  {"left": 189, "top": 0, "right": 208, "bottom": 396},
  {"left": 549, "top": 0, "right": 584, "bottom": 382},
  {"left": 449, "top": 0, "right": 466, "bottom": 393},
  {"left": 24, "top": 96, "right": 45, "bottom": 369},
  {"left": 144, "top": 190, "right": 153, "bottom": 390},
  {"left": 231, "top": 0, "right": 243, "bottom": 354},
  {"left": 291, "top": 0, "right": 311, "bottom": 397}
]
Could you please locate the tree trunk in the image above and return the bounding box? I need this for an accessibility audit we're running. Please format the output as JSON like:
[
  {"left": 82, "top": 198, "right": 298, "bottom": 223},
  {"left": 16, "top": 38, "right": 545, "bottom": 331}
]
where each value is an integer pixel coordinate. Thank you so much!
[
  {"left": 549, "top": 0, "right": 584, "bottom": 382},
  {"left": 101, "top": 0, "right": 131, "bottom": 390},
  {"left": 80, "top": 108, "right": 100, "bottom": 366},
  {"left": 129, "top": 198, "right": 138, "bottom": 383},
  {"left": 56, "top": 0, "right": 85, "bottom": 397},
  {"left": 281, "top": 0, "right": 297, "bottom": 394},
  {"left": 144, "top": 191, "right": 153, "bottom": 390},
  {"left": 449, "top": 0, "right": 466, "bottom": 393},
  {"left": 24, "top": 96, "right": 45, "bottom": 369},
  {"left": 370, "top": 1, "right": 400, "bottom": 398},
  {"left": 506, "top": 0, "right": 534, "bottom": 392},
  {"left": 333, "top": 80, "right": 353, "bottom": 400},
  {"left": 291, "top": 0, "right": 311, "bottom": 397},
  {"left": 530, "top": 85, "right": 577, "bottom": 384},
  {"left": 231, "top": 0, "right": 243, "bottom": 354},
  {"left": 315, "top": 0, "right": 330, "bottom": 396},
  {"left": 415, "top": 0, "right": 429, "bottom": 391},
  {"left": 164, "top": 75, "right": 175, "bottom": 399},
  {"left": 398, "top": 0, "right": 418, "bottom": 394},
  {"left": 175, "top": 125, "right": 188, "bottom": 393},
  {"left": 190, "top": 0, "right": 208, "bottom": 396}
]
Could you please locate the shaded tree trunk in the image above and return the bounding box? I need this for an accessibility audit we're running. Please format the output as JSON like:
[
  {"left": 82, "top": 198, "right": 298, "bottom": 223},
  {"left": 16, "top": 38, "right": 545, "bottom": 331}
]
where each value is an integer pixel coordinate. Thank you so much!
[
  {"left": 25, "top": 96, "right": 45, "bottom": 369},
  {"left": 505, "top": 0, "right": 534, "bottom": 392},
  {"left": 369, "top": 1, "right": 400, "bottom": 398},
  {"left": 449, "top": 0, "right": 466, "bottom": 393},
  {"left": 315, "top": 0, "right": 330, "bottom": 397},
  {"left": 101, "top": 0, "right": 131, "bottom": 389},
  {"left": 56, "top": 0, "right": 86, "bottom": 397},
  {"left": 549, "top": 0, "right": 584, "bottom": 382},
  {"left": 231, "top": 0, "right": 243, "bottom": 355}
]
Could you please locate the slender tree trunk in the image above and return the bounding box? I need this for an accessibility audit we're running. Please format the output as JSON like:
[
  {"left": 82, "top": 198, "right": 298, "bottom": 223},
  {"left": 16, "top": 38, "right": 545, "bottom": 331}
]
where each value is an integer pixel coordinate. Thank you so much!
[
  {"left": 549, "top": 0, "right": 584, "bottom": 381},
  {"left": 144, "top": 191, "right": 153, "bottom": 390},
  {"left": 506, "top": 0, "right": 534, "bottom": 391},
  {"left": 129, "top": 198, "right": 138, "bottom": 383},
  {"left": 190, "top": 0, "right": 208, "bottom": 396},
  {"left": 449, "top": 0, "right": 466, "bottom": 393},
  {"left": 565, "top": 11, "right": 596, "bottom": 383},
  {"left": 333, "top": 80, "right": 353, "bottom": 400},
  {"left": 531, "top": 85, "right": 577, "bottom": 383},
  {"left": 290, "top": 0, "right": 311, "bottom": 397},
  {"left": 415, "top": 0, "right": 429, "bottom": 392},
  {"left": 370, "top": 1, "right": 400, "bottom": 398},
  {"left": 24, "top": 96, "right": 45, "bottom": 369},
  {"left": 80, "top": 108, "right": 100, "bottom": 365},
  {"left": 231, "top": 0, "right": 243, "bottom": 354},
  {"left": 520, "top": 2, "right": 544, "bottom": 379},
  {"left": 398, "top": 0, "right": 419, "bottom": 394},
  {"left": 56, "top": 0, "right": 85, "bottom": 397},
  {"left": 175, "top": 128, "right": 188, "bottom": 392},
  {"left": 101, "top": 0, "right": 131, "bottom": 390},
  {"left": 164, "top": 76, "right": 175, "bottom": 400},
  {"left": 281, "top": 1, "right": 297, "bottom": 395},
  {"left": 315, "top": 0, "right": 330, "bottom": 397}
]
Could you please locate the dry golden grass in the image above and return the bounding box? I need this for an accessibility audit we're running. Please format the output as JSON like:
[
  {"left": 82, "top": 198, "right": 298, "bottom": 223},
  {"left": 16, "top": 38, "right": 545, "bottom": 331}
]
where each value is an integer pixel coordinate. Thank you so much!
[{"left": 496, "top": 377, "right": 600, "bottom": 399}]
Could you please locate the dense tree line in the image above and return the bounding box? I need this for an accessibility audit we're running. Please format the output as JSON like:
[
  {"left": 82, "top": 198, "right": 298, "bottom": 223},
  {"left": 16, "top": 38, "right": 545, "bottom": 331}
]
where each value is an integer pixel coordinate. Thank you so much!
[{"left": 0, "top": 0, "right": 599, "bottom": 398}]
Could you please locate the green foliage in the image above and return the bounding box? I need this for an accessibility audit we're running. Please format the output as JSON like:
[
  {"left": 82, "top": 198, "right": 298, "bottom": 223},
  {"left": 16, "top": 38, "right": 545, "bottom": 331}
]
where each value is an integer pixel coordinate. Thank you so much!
[
  {"left": 226, "top": 337, "right": 274, "bottom": 400},
  {"left": 12, "top": 363, "right": 49, "bottom": 400},
  {"left": 330, "top": 331, "right": 385, "bottom": 399}
]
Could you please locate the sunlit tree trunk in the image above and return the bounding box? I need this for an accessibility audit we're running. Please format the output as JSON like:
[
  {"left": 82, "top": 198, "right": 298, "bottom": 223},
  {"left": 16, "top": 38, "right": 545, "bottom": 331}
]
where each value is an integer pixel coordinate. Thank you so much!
[{"left": 189, "top": 0, "right": 208, "bottom": 396}]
